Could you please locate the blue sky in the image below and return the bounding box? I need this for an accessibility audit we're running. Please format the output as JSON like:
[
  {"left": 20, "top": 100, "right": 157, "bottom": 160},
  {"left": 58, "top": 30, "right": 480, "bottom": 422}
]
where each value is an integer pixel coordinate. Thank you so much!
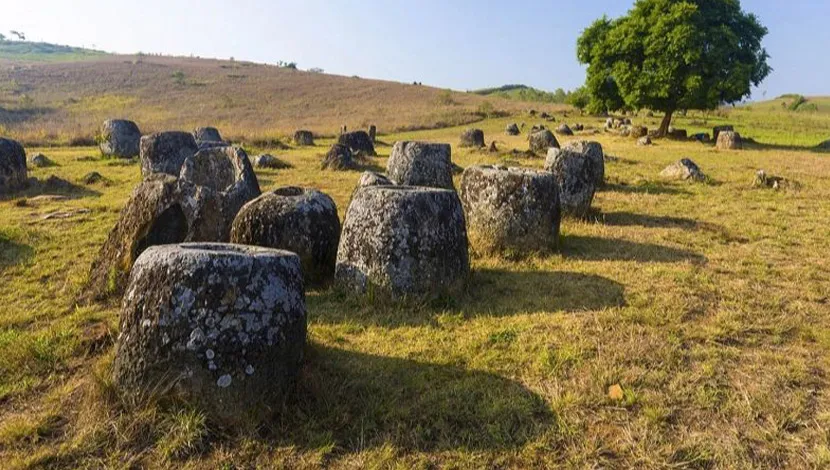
[{"left": 2, "top": 0, "right": 828, "bottom": 98}]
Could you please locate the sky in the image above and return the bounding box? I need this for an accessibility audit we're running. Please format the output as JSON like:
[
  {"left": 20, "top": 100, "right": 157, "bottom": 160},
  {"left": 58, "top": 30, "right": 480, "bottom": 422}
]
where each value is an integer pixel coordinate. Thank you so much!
[{"left": 1, "top": 0, "right": 828, "bottom": 99}]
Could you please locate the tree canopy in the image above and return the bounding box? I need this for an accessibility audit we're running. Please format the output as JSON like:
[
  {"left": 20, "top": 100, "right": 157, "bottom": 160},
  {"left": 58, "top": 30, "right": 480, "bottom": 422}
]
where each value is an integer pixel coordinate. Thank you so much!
[{"left": 577, "top": 0, "right": 771, "bottom": 134}]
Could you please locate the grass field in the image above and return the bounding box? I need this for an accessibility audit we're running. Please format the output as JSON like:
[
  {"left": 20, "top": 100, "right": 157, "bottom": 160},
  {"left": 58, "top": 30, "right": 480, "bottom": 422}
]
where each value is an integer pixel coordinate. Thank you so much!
[{"left": 1, "top": 102, "right": 830, "bottom": 468}]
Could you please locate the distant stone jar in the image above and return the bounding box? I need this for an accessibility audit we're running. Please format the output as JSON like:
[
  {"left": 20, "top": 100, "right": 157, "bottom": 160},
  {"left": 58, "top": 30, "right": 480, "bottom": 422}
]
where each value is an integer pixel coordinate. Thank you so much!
[
  {"left": 528, "top": 129, "right": 560, "bottom": 155},
  {"left": 505, "top": 123, "right": 520, "bottom": 136},
  {"left": 386, "top": 141, "right": 454, "bottom": 189},
  {"left": 716, "top": 131, "right": 742, "bottom": 150},
  {"left": 660, "top": 158, "right": 706, "bottom": 181},
  {"left": 459, "top": 129, "right": 485, "bottom": 148},
  {"left": 100, "top": 119, "right": 141, "bottom": 158},
  {"left": 193, "top": 127, "right": 223, "bottom": 143},
  {"left": 321, "top": 143, "right": 357, "bottom": 171},
  {"left": 563, "top": 140, "right": 605, "bottom": 187},
  {"left": 293, "top": 130, "right": 315, "bottom": 146},
  {"left": 461, "top": 165, "right": 560, "bottom": 254},
  {"left": 336, "top": 185, "right": 469, "bottom": 297},
  {"left": 231, "top": 187, "right": 341, "bottom": 286},
  {"left": 337, "top": 131, "right": 376, "bottom": 156},
  {"left": 0, "top": 138, "right": 27, "bottom": 194},
  {"left": 544, "top": 147, "right": 598, "bottom": 217},
  {"left": 140, "top": 131, "right": 198, "bottom": 178},
  {"left": 112, "top": 243, "right": 306, "bottom": 427}
]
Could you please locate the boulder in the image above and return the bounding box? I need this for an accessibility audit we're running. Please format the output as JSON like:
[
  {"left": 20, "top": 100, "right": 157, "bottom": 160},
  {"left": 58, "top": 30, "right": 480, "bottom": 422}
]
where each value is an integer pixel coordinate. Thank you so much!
[
  {"left": 460, "top": 165, "right": 560, "bottom": 254},
  {"left": 660, "top": 158, "right": 705, "bottom": 181},
  {"left": 253, "top": 154, "right": 291, "bottom": 169},
  {"left": 386, "top": 141, "right": 454, "bottom": 189},
  {"left": 459, "top": 129, "right": 485, "bottom": 148},
  {"left": 619, "top": 126, "right": 631, "bottom": 137},
  {"left": 357, "top": 171, "right": 393, "bottom": 189},
  {"left": 716, "top": 131, "right": 742, "bottom": 150},
  {"left": 100, "top": 119, "right": 141, "bottom": 158},
  {"left": 573, "top": 124, "right": 584, "bottom": 131},
  {"left": 540, "top": 112, "right": 550, "bottom": 119},
  {"left": 544, "top": 148, "right": 597, "bottom": 217},
  {"left": 605, "top": 118, "right": 614, "bottom": 129},
  {"left": 753, "top": 170, "right": 790, "bottom": 190},
  {"left": 293, "top": 130, "right": 315, "bottom": 146},
  {"left": 336, "top": 186, "right": 469, "bottom": 297},
  {"left": 630, "top": 126, "right": 648, "bottom": 138},
  {"left": 555, "top": 124, "right": 574, "bottom": 136},
  {"left": 530, "top": 124, "right": 546, "bottom": 133},
  {"left": 321, "top": 144, "right": 357, "bottom": 171},
  {"left": 637, "top": 136, "right": 652, "bottom": 146},
  {"left": 0, "top": 138, "right": 27, "bottom": 194},
  {"left": 488, "top": 141, "right": 498, "bottom": 153},
  {"left": 564, "top": 140, "right": 605, "bottom": 187},
  {"left": 668, "top": 128, "right": 688, "bottom": 140},
  {"left": 140, "top": 131, "right": 199, "bottom": 178},
  {"left": 29, "top": 153, "right": 53, "bottom": 168},
  {"left": 193, "top": 127, "right": 222, "bottom": 143},
  {"left": 528, "top": 129, "right": 560, "bottom": 155},
  {"left": 113, "top": 243, "right": 306, "bottom": 427},
  {"left": 818, "top": 139, "right": 830, "bottom": 150},
  {"left": 368, "top": 125, "right": 377, "bottom": 143},
  {"left": 713, "top": 125, "right": 734, "bottom": 141},
  {"left": 505, "top": 123, "right": 520, "bottom": 136},
  {"left": 82, "top": 171, "right": 105, "bottom": 185},
  {"left": 231, "top": 187, "right": 340, "bottom": 286},
  {"left": 337, "top": 131, "right": 376, "bottom": 156}
]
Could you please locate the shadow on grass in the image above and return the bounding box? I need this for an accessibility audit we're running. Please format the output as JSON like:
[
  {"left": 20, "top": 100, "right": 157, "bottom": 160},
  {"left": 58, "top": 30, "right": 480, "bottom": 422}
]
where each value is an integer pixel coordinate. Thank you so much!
[
  {"left": 600, "top": 211, "right": 699, "bottom": 229},
  {"left": 0, "top": 232, "right": 34, "bottom": 272},
  {"left": 10, "top": 176, "right": 103, "bottom": 200},
  {"left": 268, "top": 343, "right": 554, "bottom": 453},
  {"left": 563, "top": 235, "right": 705, "bottom": 264},
  {"left": 742, "top": 139, "right": 829, "bottom": 154},
  {"left": 603, "top": 181, "right": 691, "bottom": 196}
]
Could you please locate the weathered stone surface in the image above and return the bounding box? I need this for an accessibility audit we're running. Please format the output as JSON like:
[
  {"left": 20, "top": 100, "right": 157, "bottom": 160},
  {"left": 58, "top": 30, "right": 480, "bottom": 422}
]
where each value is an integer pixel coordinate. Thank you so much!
[
  {"left": 668, "top": 128, "right": 688, "bottom": 140},
  {"left": 336, "top": 186, "right": 469, "bottom": 297},
  {"left": 29, "top": 153, "right": 53, "bottom": 168},
  {"left": 293, "top": 130, "right": 315, "bottom": 146},
  {"left": 253, "top": 154, "right": 290, "bottom": 169},
  {"left": 528, "top": 129, "right": 560, "bottom": 155},
  {"left": 113, "top": 243, "right": 306, "bottom": 427},
  {"left": 555, "top": 124, "right": 573, "bottom": 136},
  {"left": 193, "top": 127, "right": 223, "bottom": 143},
  {"left": 713, "top": 125, "right": 734, "bottom": 141},
  {"left": 660, "top": 158, "right": 705, "bottom": 181},
  {"left": 573, "top": 123, "right": 584, "bottom": 131},
  {"left": 82, "top": 171, "right": 105, "bottom": 185},
  {"left": 753, "top": 170, "right": 791, "bottom": 190},
  {"left": 231, "top": 187, "right": 340, "bottom": 286},
  {"left": 357, "top": 171, "right": 393, "bottom": 189},
  {"left": 337, "top": 131, "right": 376, "bottom": 156},
  {"left": 605, "top": 118, "right": 615, "bottom": 129},
  {"left": 321, "top": 144, "right": 357, "bottom": 171},
  {"left": 386, "top": 141, "right": 453, "bottom": 189},
  {"left": 544, "top": 148, "right": 597, "bottom": 217},
  {"left": 637, "top": 136, "right": 652, "bottom": 146},
  {"left": 460, "top": 165, "right": 560, "bottom": 254},
  {"left": 368, "top": 125, "right": 377, "bottom": 143},
  {"left": 818, "top": 139, "right": 830, "bottom": 150},
  {"left": 564, "top": 140, "right": 605, "bottom": 187},
  {"left": 716, "top": 131, "right": 742, "bottom": 150},
  {"left": 0, "top": 138, "right": 26, "bottom": 194},
  {"left": 140, "top": 131, "right": 198, "bottom": 178},
  {"left": 459, "top": 129, "right": 485, "bottom": 148},
  {"left": 630, "top": 126, "right": 648, "bottom": 138},
  {"left": 505, "top": 123, "right": 520, "bottom": 136},
  {"left": 100, "top": 119, "right": 141, "bottom": 158}
]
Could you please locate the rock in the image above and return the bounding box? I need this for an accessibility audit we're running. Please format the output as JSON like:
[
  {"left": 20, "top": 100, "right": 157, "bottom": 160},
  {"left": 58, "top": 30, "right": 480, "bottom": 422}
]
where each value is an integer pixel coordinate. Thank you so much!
[
  {"left": 630, "top": 126, "right": 648, "bottom": 138},
  {"left": 573, "top": 124, "right": 584, "bottom": 132},
  {"left": 637, "top": 136, "right": 652, "bottom": 146},
  {"left": 357, "top": 171, "right": 393, "bottom": 189},
  {"left": 386, "top": 141, "right": 454, "bottom": 189},
  {"left": 337, "top": 131, "right": 376, "bottom": 156},
  {"left": 82, "top": 172, "right": 105, "bottom": 185},
  {"left": 544, "top": 148, "right": 597, "bottom": 217},
  {"left": 460, "top": 165, "right": 560, "bottom": 254},
  {"left": 540, "top": 112, "right": 550, "bottom": 119},
  {"left": 231, "top": 187, "right": 340, "bottom": 286},
  {"left": 623, "top": 118, "right": 632, "bottom": 125},
  {"left": 505, "top": 123, "right": 520, "bottom": 136},
  {"left": 368, "top": 125, "right": 377, "bottom": 143},
  {"left": 555, "top": 124, "right": 573, "bottom": 136},
  {"left": 528, "top": 129, "right": 560, "bottom": 155},
  {"left": 193, "top": 127, "right": 222, "bottom": 143},
  {"left": 29, "top": 153, "right": 53, "bottom": 168},
  {"left": 605, "top": 118, "right": 615, "bottom": 129},
  {"left": 660, "top": 158, "right": 705, "bottom": 181},
  {"left": 619, "top": 126, "right": 631, "bottom": 137},
  {"left": 335, "top": 186, "right": 469, "bottom": 297},
  {"left": 713, "top": 125, "right": 734, "bottom": 141},
  {"left": 818, "top": 139, "right": 830, "bottom": 150},
  {"left": 321, "top": 144, "right": 357, "bottom": 171},
  {"left": 0, "top": 138, "right": 27, "bottom": 194},
  {"left": 293, "top": 130, "right": 315, "bottom": 146},
  {"left": 530, "top": 124, "right": 546, "bottom": 134},
  {"left": 691, "top": 133, "right": 711, "bottom": 143},
  {"left": 528, "top": 109, "right": 537, "bottom": 117},
  {"left": 340, "top": 125, "right": 348, "bottom": 135},
  {"left": 100, "top": 119, "right": 141, "bottom": 158},
  {"left": 197, "top": 141, "right": 230, "bottom": 151},
  {"left": 139, "top": 132, "right": 198, "bottom": 178},
  {"left": 668, "top": 128, "right": 688, "bottom": 140},
  {"left": 716, "top": 131, "right": 742, "bottom": 150},
  {"left": 459, "top": 129, "right": 485, "bottom": 148},
  {"left": 753, "top": 170, "right": 789, "bottom": 190},
  {"left": 452, "top": 163, "right": 465, "bottom": 175},
  {"left": 488, "top": 141, "right": 498, "bottom": 153},
  {"left": 113, "top": 243, "right": 306, "bottom": 427},
  {"left": 564, "top": 140, "right": 605, "bottom": 187},
  {"left": 253, "top": 154, "right": 290, "bottom": 169}
]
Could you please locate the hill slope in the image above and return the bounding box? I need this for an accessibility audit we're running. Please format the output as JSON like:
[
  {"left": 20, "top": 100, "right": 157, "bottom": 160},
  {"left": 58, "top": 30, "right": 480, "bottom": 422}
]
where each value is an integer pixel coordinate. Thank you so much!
[
  {"left": 473, "top": 84, "right": 568, "bottom": 104},
  {"left": 0, "top": 54, "right": 563, "bottom": 146},
  {"left": 0, "top": 39, "right": 105, "bottom": 62}
]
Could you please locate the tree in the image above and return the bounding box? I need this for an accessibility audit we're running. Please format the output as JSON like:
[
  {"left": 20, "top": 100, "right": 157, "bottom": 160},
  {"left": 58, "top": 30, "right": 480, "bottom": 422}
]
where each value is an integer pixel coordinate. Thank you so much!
[
  {"left": 0, "top": 33, "right": 6, "bottom": 41},
  {"left": 9, "top": 30, "right": 26, "bottom": 41},
  {"left": 577, "top": 0, "right": 771, "bottom": 135}
]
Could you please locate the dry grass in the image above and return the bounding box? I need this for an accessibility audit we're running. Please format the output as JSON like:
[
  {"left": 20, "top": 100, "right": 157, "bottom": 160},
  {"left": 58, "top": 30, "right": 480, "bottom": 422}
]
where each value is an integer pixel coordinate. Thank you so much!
[{"left": 1, "top": 103, "right": 830, "bottom": 468}]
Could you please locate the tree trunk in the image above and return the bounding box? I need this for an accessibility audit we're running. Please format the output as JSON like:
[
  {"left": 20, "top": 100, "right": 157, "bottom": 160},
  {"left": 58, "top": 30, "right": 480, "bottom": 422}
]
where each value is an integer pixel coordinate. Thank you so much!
[{"left": 657, "top": 110, "right": 674, "bottom": 137}]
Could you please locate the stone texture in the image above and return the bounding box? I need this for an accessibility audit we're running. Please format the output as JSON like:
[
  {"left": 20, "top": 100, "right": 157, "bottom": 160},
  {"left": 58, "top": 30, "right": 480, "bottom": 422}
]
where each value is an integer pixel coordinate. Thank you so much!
[
  {"left": 544, "top": 148, "right": 597, "bottom": 217},
  {"left": 564, "top": 140, "right": 605, "bottom": 187},
  {"left": 0, "top": 138, "right": 27, "bottom": 194},
  {"left": 630, "top": 125, "right": 648, "bottom": 138},
  {"left": 713, "top": 125, "right": 734, "bottom": 141},
  {"left": 637, "top": 136, "right": 652, "bottom": 146},
  {"left": 459, "top": 129, "right": 485, "bottom": 148},
  {"left": 181, "top": 145, "right": 261, "bottom": 222},
  {"left": 82, "top": 171, "right": 105, "bottom": 185},
  {"left": 140, "top": 131, "right": 198, "bottom": 178},
  {"left": 253, "top": 154, "right": 290, "bottom": 169},
  {"left": 505, "top": 123, "right": 520, "bottom": 136},
  {"left": 668, "top": 128, "right": 688, "bottom": 140},
  {"left": 368, "top": 125, "right": 377, "bottom": 143},
  {"left": 716, "top": 131, "right": 742, "bottom": 150},
  {"left": 193, "top": 127, "right": 223, "bottom": 143},
  {"left": 555, "top": 124, "right": 573, "bottom": 136},
  {"left": 528, "top": 129, "right": 560, "bottom": 155},
  {"left": 231, "top": 187, "right": 340, "bottom": 286},
  {"left": 293, "top": 130, "right": 315, "bottom": 146},
  {"left": 357, "top": 171, "right": 393, "bottom": 189},
  {"left": 113, "top": 243, "right": 306, "bottom": 427},
  {"left": 460, "top": 165, "right": 560, "bottom": 254},
  {"left": 818, "top": 139, "right": 830, "bottom": 150},
  {"left": 386, "top": 141, "right": 453, "bottom": 189},
  {"left": 337, "top": 131, "right": 376, "bottom": 156},
  {"left": 753, "top": 170, "right": 790, "bottom": 190},
  {"left": 660, "top": 158, "right": 706, "bottom": 181},
  {"left": 100, "top": 119, "right": 141, "bottom": 158},
  {"left": 321, "top": 144, "right": 357, "bottom": 171},
  {"left": 336, "top": 186, "right": 469, "bottom": 297},
  {"left": 29, "top": 153, "right": 53, "bottom": 168}
]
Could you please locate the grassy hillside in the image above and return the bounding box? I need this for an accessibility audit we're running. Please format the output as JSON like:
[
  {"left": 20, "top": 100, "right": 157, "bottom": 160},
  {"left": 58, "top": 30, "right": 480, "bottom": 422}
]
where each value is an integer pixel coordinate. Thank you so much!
[
  {"left": 0, "top": 55, "right": 563, "bottom": 146},
  {"left": 0, "top": 40, "right": 105, "bottom": 62},
  {"left": 473, "top": 84, "right": 568, "bottom": 103}
]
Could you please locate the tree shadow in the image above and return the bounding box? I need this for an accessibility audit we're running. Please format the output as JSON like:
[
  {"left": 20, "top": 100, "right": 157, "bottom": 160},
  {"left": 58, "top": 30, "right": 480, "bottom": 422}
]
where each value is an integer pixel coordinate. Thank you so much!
[
  {"left": 603, "top": 181, "right": 691, "bottom": 196},
  {"left": 0, "top": 231, "right": 34, "bottom": 272},
  {"left": 5, "top": 176, "right": 103, "bottom": 200},
  {"left": 267, "top": 343, "right": 554, "bottom": 453},
  {"left": 562, "top": 235, "right": 705, "bottom": 264},
  {"left": 741, "top": 139, "right": 828, "bottom": 154},
  {"left": 600, "top": 211, "right": 699, "bottom": 229}
]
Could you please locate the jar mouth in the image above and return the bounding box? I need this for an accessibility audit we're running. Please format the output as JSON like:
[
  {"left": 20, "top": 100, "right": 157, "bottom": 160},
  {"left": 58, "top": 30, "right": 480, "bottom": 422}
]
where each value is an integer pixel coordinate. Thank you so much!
[{"left": 272, "top": 186, "right": 306, "bottom": 197}]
